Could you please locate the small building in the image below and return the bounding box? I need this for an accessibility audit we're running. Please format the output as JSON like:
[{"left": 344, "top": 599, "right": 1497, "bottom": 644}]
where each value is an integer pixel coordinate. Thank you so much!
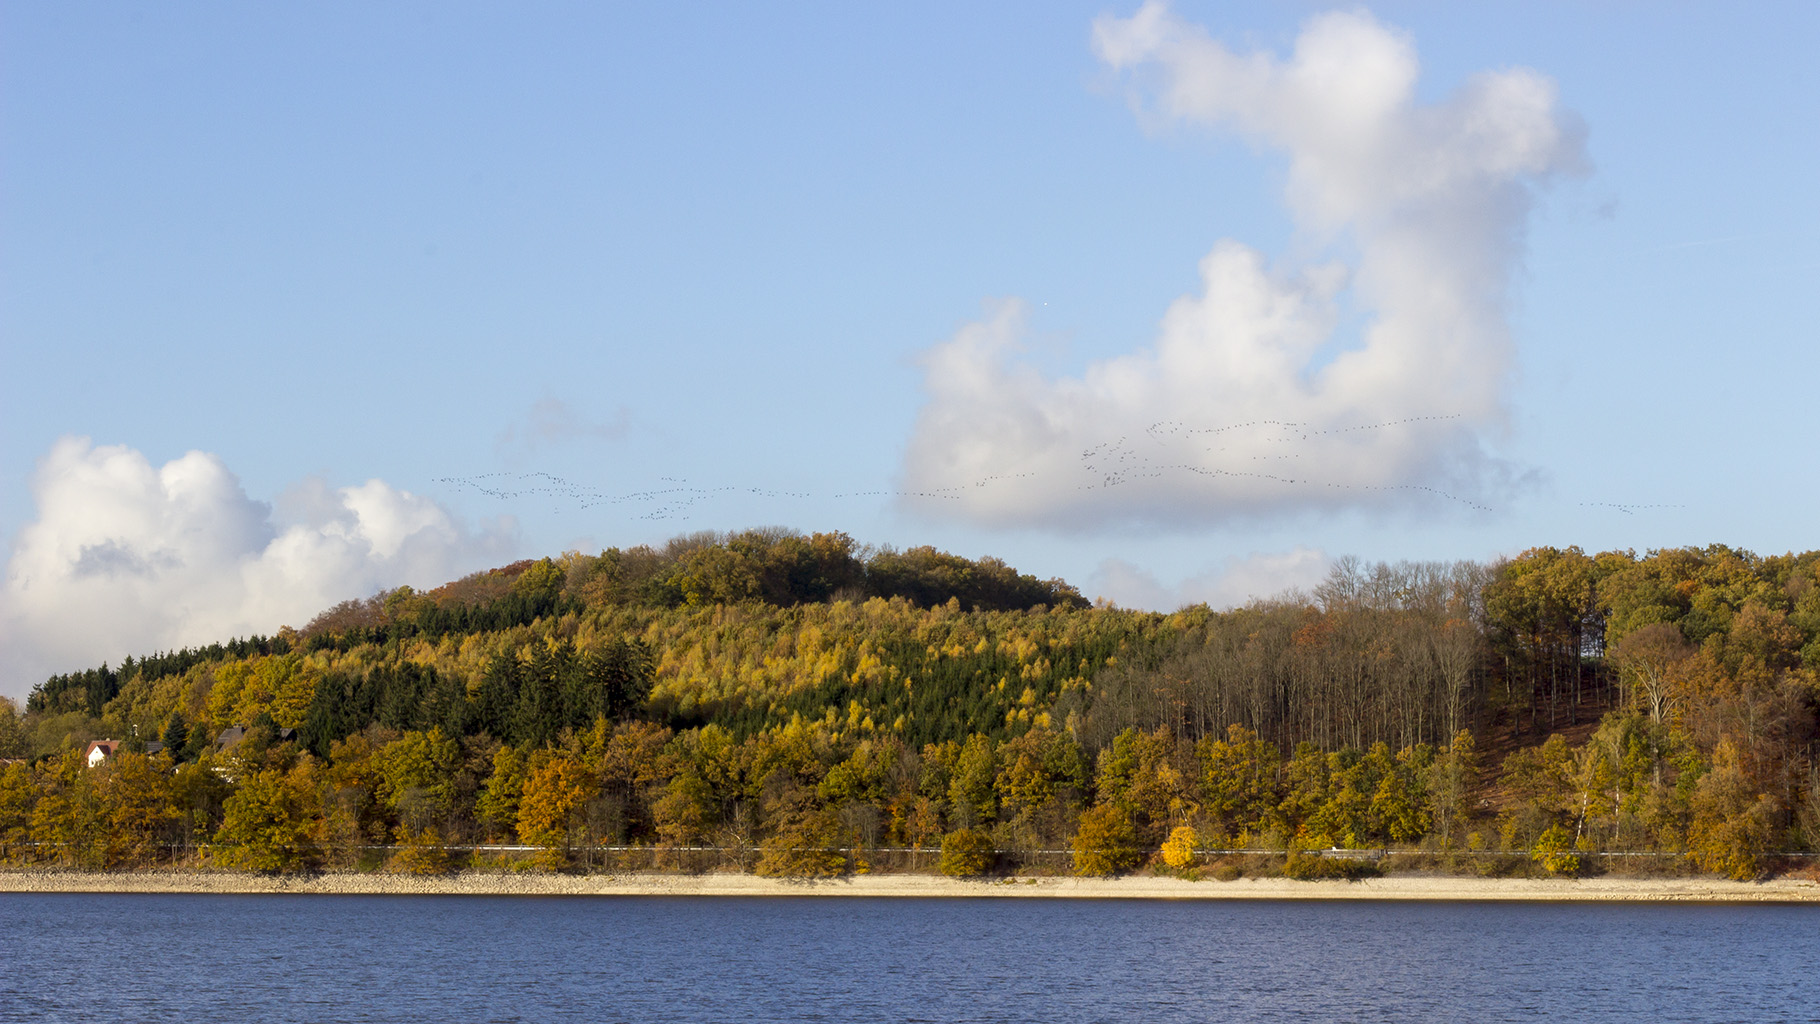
[
  {"left": 214, "top": 725, "right": 299, "bottom": 754},
  {"left": 84, "top": 739, "right": 123, "bottom": 768}
]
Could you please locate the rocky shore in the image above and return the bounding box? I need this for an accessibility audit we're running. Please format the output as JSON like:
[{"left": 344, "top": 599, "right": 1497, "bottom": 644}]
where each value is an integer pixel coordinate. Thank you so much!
[{"left": 3, "top": 868, "right": 1817, "bottom": 902}]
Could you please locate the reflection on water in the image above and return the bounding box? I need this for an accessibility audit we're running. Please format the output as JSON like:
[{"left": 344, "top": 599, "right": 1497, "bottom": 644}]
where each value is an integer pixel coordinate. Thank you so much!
[{"left": 1, "top": 894, "right": 1814, "bottom": 1023}]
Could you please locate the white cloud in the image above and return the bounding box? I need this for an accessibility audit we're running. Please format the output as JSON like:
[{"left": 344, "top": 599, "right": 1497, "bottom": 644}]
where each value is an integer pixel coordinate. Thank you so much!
[
  {"left": 0, "top": 437, "right": 517, "bottom": 701},
  {"left": 1089, "top": 547, "right": 1331, "bottom": 611},
  {"left": 900, "top": 4, "right": 1584, "bottom": 529}
]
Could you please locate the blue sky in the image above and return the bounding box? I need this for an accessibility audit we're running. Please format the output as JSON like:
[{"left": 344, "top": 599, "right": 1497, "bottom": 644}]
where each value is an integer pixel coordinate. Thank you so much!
[{"left": 4, "top": 1, "right": 1817, "bottom": 700}]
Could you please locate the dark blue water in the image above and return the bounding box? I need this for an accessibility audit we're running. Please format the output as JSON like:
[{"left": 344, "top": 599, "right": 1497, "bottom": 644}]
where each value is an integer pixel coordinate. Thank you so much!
[{"left": 2, "top": 895, "right": 1815, "bottom": 1022}]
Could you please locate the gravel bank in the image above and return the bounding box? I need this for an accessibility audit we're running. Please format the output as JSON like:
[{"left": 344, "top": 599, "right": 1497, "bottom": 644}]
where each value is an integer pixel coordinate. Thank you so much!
[{"left": 2, "top": 869, "right": 1817, "bottom": 902}]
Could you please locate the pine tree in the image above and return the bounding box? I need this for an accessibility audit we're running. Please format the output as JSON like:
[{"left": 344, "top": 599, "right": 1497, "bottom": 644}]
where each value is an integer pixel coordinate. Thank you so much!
[{"left": 162, "top": 712, "right": 190, "bottom": 764}]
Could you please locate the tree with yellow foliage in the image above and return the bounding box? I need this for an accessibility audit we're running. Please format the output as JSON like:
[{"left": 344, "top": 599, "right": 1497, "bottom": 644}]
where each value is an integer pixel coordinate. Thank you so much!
[
  {"left": 1161, "top": 825, "right": 1199, "bottom": 871},
  {"left": 29, "top": 750, "right": 100, "bottom": 868},
  {"left": 1530, "top": 824, "right": 1579, "bottom": 876},
  {"left": 1427, "top": 731, "right": 1478, "bottom": 851},
  {"left": 95, "top": 751, "right": 177, "bottom": 868},
  {"left": 1071, "top": 802, "right": 1142, "bottom": 876},
  {"left": 938, "top": 827, "right": 995, "bottom": 877},
  {"left": 214, "top": 765, "right": 321, "bottom": 874},
  {"left": 653, "top": 771, "right": 717, "bottom": 848},
  {"left": 1687, "top": 740, "right": 1779, "bottom": 880},
  {"left": 0, "top": 761, "right": 35, "bottom": 862},
  {"left": 389, "top": 825, "right": 454, "bottom": 875}
]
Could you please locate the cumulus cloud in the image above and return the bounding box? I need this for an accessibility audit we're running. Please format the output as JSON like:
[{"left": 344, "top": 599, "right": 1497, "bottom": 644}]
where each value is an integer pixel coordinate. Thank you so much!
[
  {"left": 0, "top": 437, "right": 516, "bottom": 700},
  {"left": 1089, "top": 547, "right": 1331, "bottom": 611},
  {"left": 900, "top": 4, "right": 1584, "bottom": 529}
]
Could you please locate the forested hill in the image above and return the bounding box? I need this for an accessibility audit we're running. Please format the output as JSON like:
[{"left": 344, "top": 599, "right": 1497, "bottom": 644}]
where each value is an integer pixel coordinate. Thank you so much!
[{"left": 3, "top": 532, "right": 1817, "bottom": 882}]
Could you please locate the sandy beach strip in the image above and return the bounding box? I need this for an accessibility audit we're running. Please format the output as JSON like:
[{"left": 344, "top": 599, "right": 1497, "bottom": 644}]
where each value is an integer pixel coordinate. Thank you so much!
[{"left": 2, "top": 869, "right": 1817, "bottom": 902}]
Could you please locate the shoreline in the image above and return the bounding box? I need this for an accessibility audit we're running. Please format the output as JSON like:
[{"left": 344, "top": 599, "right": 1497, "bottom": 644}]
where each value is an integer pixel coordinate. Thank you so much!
[{"left": 3, "top": 869, "right": 1818, "bottom": 902}]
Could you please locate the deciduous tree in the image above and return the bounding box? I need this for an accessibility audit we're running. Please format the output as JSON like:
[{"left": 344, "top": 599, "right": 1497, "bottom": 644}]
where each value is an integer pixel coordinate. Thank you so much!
[{"left": 214, "top": 765, "right": 321, "bottom": 874}]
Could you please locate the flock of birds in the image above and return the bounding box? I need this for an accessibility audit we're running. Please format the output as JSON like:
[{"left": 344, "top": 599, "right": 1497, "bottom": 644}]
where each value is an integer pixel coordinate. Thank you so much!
[
  {"left": 431, "top": 472, "right": 1008, "bottom": 521},
  {"left": 1075, "top": 414, "right": 1495, "bottom": 512},
  {"left": 434, "top": 473, "right": 786, "bottom": 521},
  {"left": 436, "top": 414, "right": 1680, "bottom": 523},
  {"left": 1575, "top": 502, "right": 1688, "bottom": 516}
]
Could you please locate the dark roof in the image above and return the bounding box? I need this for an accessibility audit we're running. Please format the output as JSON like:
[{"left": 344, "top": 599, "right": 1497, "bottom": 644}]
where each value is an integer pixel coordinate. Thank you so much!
[{"left": 215, "top": 725, "right": 299, "bottom": 752}]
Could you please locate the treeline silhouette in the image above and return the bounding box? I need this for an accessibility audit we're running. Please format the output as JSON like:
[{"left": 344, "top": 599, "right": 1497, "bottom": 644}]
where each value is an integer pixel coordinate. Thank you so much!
[
  {"left": 30, "top": 636, "right": 294, "bottom": 718},
  {"left": 294, "top": 530, "right": 1082, "bottom": 656}
]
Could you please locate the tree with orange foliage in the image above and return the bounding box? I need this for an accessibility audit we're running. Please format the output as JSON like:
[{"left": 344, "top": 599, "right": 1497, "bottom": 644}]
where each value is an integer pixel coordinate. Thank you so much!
[{"left": 516, "top": 752, "right": 596, "bottom": 868}]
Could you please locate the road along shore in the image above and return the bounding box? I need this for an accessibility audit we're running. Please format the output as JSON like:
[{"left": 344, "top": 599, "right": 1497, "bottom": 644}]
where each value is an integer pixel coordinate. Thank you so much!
[{"left": 3, "top": 869, "right": 1817, "bottom": 902}]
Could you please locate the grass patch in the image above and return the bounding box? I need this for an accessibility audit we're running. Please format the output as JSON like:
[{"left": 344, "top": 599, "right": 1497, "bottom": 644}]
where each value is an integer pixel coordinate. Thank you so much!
[
  {"left": 1209, "top": 860, "right": 1244, "bottom": 882},
  {"left": 1283, "top": 851, "right": 1381, "bottom": 881}
]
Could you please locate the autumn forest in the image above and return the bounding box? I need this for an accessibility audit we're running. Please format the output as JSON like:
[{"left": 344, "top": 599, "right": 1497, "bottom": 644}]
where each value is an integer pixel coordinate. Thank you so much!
[{"left": 3, "top": 530, "right": 1817, "bottom": 882}]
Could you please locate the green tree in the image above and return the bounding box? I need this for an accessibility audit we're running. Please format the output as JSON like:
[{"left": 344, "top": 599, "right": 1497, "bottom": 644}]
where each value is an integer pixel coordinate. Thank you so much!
[
  {"left": 1277, "top": 743, "right": 1330, "bottom": 840},
  {"left": 375, "top": 728, "right": 462, "bottom": 834},
  {"left": 1198, "top": 725, "right": 1281, "bottom": 836},
  {"left": 1485, "top": 547, "right": 1605, "bottom": 729},
  {"left": 319, "top": 732, "right": 389, "bottom": 862},
  {"left": 214, "top": 766, "right": 321, "bottom": 873},
  {"left": 513, "top": 557, "right": 566, "bottom": 604},
  {"left": 586, "top": 718, "right": 675, "bottom": 843},
  {"left": 1497, "top": 735, "right": 1575, "bottom": 852},
  {"left": 169, "top": 756, "right": 234, "bottom": 854},
  {"left": 477, "top": 743, "right": 529, "bottom": 841},
  {"left": 161, "top": 711, "right": 191, "bottom": 764},
  {"left": 946, "top": 734, "right": 997, "bottom": 828},
  {"left": 1302, "top": 763, "right": 1371, "bottom": 848},
  {"left": 994, "top": 727, "right": 1084, "bottom": 818},
  {"left": 1096, "top": 727, "right": 1194, "bottom": 843},
  {"left": 1369, "top": 746, "right": 1431, "bottom": 846}
]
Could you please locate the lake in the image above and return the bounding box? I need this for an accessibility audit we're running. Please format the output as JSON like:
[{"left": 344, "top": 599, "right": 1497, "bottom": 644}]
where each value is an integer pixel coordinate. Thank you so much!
[{"left": 2, "top": 894, "right": 1814, "bottom": 1022}]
